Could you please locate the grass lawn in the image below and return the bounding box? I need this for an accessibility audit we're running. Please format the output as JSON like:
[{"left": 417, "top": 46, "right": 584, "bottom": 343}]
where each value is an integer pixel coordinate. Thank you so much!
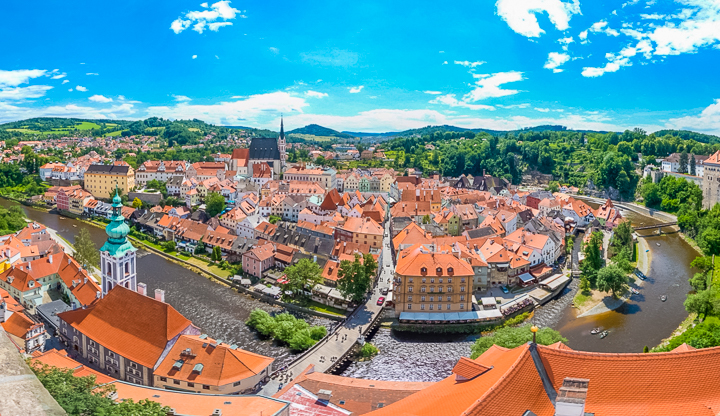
[
  {"left": 573, "top": 290, "right": 593, "bottom": 308},
  {"left": 105, "top": 130, "right": 124, "bottom": 136},
  {"left": 73, "top": 121, "right": 102, "bottom": 130},
  {"left": 305, "top": 300, "right": 348, "bottom": 316}
]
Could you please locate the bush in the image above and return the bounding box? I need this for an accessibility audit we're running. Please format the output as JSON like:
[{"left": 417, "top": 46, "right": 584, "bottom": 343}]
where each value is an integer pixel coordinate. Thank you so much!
[
  {"left": 360, "top": 342, "right": 379, "bottom": 358},
  {"left": 245, "top": 309, "right": 325, "bottom": 352},
  {"left": 470, "top": 325, "right": 567, "bottom": 359},
  {"left": 309, "top": 326, "right": 327, "bottom": 341}
]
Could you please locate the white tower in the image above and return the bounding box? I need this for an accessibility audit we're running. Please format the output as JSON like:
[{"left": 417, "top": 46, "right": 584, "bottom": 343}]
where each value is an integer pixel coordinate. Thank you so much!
[
  {"left": 99, "top": 190, "right": 137, "bottom": 296},
  {"left": 278, "top": 117, "right": 287, "bottom": 169}
]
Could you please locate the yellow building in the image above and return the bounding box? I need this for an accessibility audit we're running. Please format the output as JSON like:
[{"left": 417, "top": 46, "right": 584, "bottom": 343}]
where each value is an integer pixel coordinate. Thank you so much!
[{"left": 84, "top": 164, "right": 135, "bottom": 199}]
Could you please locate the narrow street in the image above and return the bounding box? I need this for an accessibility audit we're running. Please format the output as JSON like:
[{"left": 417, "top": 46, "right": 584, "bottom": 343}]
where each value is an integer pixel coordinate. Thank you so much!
[{"left": 259, "top": 221, "right": 395, "bottom": 395}]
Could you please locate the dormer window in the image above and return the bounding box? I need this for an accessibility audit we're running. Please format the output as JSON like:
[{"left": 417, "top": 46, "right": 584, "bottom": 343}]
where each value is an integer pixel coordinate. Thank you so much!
[
  {"left": 421, "top": 267, "right": 427, "bottom": 274},
  {"left": 436, "top": 267, "right": 442, "bottom": 274},
  {"left": 448, "top": 267, "right": 454, "bottom": 273}
]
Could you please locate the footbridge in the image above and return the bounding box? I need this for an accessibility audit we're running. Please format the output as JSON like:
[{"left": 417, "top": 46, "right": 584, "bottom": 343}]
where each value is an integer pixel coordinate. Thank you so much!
[{"left": 632, "top": 222, "right": 677, "bottom": 231}]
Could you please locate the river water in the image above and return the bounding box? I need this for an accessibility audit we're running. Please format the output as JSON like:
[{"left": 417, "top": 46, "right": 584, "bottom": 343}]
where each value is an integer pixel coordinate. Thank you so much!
[
  {"left": 4, "top": 198, "right": 696, "bottom": 381},
  {"left": 0, "top": 199, "right": 332, "bottom": 367}
]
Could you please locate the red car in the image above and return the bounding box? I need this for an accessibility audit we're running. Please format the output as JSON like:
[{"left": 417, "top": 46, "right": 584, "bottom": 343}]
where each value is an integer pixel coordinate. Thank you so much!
[{"left": 377, "top": 297, "right": 385, "bottom": 306}]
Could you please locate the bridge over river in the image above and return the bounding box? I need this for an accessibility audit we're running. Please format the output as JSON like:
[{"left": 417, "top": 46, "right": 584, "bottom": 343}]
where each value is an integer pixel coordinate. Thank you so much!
[{"left": 258, "top": 221, "right": 395, "bottom": 395}]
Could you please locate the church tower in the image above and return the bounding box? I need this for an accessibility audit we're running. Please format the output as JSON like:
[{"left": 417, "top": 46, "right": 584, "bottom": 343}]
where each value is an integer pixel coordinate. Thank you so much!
[
  {"left": 100, "top": 189, "right": 137, "bottom": 296},
  {"left": 278, "top": 117, "right": 287, "bottom": 169}
]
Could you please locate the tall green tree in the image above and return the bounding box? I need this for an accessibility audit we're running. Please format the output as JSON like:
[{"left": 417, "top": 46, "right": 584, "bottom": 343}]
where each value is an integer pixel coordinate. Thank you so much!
[
  {"left": 74, "top": 228, "right": 100, "bottom": 268},
  {"left": 679, "top": 150, "right": 689, "bottom": 174},
  {"left": 30, "top": 363, "right": 170, "bottom": 415},
  {"left": 337, "top": 254, "right": 374, "bottom": 303},
  {"left": 690, "top": 154, "right": 697, "bottom": 176},
  {"left": 609, "top": 220, "right": 633, "bottom": 258},
  {"left": 684, "top": 288, "right": 719, "bottom": 319},
  {"left": 205, "top": 192, "right": 226, "bottom": 217},
  {"left": 283, "top": 258, "right": 323, "bottom": 297},
  {"left": 212, "top": 246, "right": 222, "bottom": 262},
  {"left": 596, "top": 265, "right": 627, "bottom": 298},
  {"left": 580, "top": 231, "right": 604, "bottom": 285}
]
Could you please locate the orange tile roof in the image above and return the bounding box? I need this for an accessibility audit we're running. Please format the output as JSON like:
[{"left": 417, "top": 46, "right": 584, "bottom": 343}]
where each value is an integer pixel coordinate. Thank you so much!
[
  {"left": 155, "top": 335, "right": 273, "bottom": 386},
  {"left": 395, "top": 244, "right": 474, "bottom": 277},
  {"left": 2, "top": 312, "right": 40, "bottom": 339},
  {"left": 341, "top": 217, "right": 383, "bottom": 236},
  {"left": 452, "top": 357, "right": 492, "bottom": 380},
  {"left": 58, "top": 286, "right": 193, "bottom": 368}
]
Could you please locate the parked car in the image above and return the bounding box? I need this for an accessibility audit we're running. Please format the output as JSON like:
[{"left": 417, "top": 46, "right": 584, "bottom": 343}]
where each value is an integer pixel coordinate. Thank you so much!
[
  {"left": 501, "top": 286, "right": 509, "bottom": 294},
  {"left": 377, "top": 297, "right": 385, "bottom": 306},
  {"left": 381, "top": 287, "right": 389, "bottom": 295}
]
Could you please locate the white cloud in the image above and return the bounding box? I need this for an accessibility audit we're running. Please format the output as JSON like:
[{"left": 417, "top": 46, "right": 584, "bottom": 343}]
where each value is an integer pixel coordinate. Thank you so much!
[
  {"left": 88, "top": 95, "right": 113, "bottom": 103},
  {"left": 86, "top": 72, "right": 99, "bottom": 76},
  {"left": 585, "top": 1, "right": 720, "bottom": 77},
  {"left": 171, "top": 0, "right": 242, "bottom": 34},
  {"left": 349, "top": 86, "right": 364, "bottom": 93},
  {"left": 496, "top": 0, "right": 581, "bottom": 38},
  {"left": 304, "top": 90, "right": 328, "bottom": 98},
  {"left": 269, "top": 47, "right": 279, "bottom": 54},
  {"left": 463, "top": 71, "right": 524, "bottom": 102},
  {"left": 68, "top": 88, "right": 73, "bottom": 92},
  {"left": 666, "top": 99, "right": 720, "bottom": 135},
  {"left": 192, "top": 55, "right": 198, "bottom": 59},
  {"left": 0, "top": 85, "right": 53, "bottom": 100},
  {"left": 146, "top": 91, "right": 308, "bottom": 125},
  {"left": 544, "top": 52, "right": 571, "bottom": 72},
  {"left": 558, "top": 36, "right": 574, "bottom": 50},
  {"left": 535, "top": 108, "right": 551, "bottom": 112},
  {"left": 62, "top": 80, "right": 69, "bottom": 84},
  {"left": 51, "top": 74, "right": 66, "bottom": 79},
  {"left": 75, "top": 85, "right": 88, "bottom": 92},
  {"left": 0, "top": 69, "right": 47, "bottom": 87},
  {"left": 497, "top": 103, "right": 531, "bottom": 109},
  {"left": 430, "top": 94, "right": 495, "bottom": 110},
  {"left": 423, "top": 91, "right": 443, "bottom": 95},
  {"left": 588, "top": 20, "right": 620, "bottom": 37},
  {"left": 173, "top": 95, "right": 192, "bottom": 102},
  {"left": 442, "top": 61, "right": 448, "bottom": 65},
  {"left": 454, "top": 60, "right": 485, "bottom": 68}
]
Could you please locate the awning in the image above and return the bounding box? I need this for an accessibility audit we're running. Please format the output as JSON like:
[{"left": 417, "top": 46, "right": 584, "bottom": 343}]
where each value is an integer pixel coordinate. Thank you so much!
[
  {"left": 481, "top": 297, "right": 496, "bottom": 306},
  {"left": 518, "top": 273, "right": 535, "bottom": 284}
]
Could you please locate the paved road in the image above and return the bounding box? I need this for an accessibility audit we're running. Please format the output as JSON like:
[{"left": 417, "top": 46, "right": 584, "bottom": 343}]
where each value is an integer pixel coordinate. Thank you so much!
[{"left": 259, "top": 221, "right": 395, "bottom": 395}]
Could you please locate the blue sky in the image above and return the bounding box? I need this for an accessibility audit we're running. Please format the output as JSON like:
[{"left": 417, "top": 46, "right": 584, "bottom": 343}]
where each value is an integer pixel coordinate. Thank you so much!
[{"left": 2, "top": 0, "right": 720, "bottom": 133}]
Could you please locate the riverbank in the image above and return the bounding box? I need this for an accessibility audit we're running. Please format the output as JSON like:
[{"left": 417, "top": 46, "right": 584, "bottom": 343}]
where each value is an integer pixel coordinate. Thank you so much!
[
  {"left": 77, "top": 216, "right": 347, "bottom": 321},
  {"left": 574, "top": 238, "right": 650, "bottom": 317}
]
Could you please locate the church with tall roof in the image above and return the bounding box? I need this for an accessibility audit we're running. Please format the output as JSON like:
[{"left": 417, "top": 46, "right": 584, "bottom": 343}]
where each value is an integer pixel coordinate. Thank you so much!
[
  {"left": 99, "top": 190, "right": 137, "bottom": 295},
  {"left": 247, "top": 118, "right": 287, "bottom": 176}
]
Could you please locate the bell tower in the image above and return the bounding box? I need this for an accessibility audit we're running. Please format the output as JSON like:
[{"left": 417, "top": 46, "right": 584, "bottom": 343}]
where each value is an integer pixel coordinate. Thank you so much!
[
  {"left": 99, "top": 189, "right": 137, "bottom": 296},
  {"left": 278, "top": 116, "right": 287, "bottom": 169}
]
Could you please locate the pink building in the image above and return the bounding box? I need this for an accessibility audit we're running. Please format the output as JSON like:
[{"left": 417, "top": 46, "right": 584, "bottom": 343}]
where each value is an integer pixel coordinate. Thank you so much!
[{"left": 242, "top": 243, "right": 275, "bottom": 278}]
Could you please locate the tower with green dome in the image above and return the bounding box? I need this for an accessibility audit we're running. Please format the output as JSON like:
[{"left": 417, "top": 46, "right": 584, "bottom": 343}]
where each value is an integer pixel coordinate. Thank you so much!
[{"left": 100, "top": 189, "right": 137, "bottom": 296}]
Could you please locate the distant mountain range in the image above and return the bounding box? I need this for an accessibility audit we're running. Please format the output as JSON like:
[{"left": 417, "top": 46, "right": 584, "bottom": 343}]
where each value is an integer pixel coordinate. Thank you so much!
[
  {"left": 2, "top": 118, "right": 718, "bottom": 144},
  {"left": 287, "top": 124, "right": 356, "bottom": 139}
]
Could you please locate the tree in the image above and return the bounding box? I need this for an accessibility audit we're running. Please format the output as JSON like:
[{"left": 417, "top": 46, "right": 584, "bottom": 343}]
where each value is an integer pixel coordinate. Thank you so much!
[
  {"left": 470, "top": 326, "right": 566, "bottom": 359},
  {"left": 690, "top": 154, "right": 697, "bottom": 176},
  {"left": 565, "top": 236, "right": 574, "bottom": 255},
  {"left": 679, "top": 150, "right": 689, "bottom": 174},
  {"left": 268, "top": 215, "right": 281, "bottom": 224},
  {"left": 205, "top": 192, "right": 226, "bottom": 217},
  {"left": 132, "top": 197, "right": 143, "bottom": 209},
  {"left": 74, "top": 228, "right": 100, "bottom": 269},
  {"left": 547, "top": 181, "right": 560, "bottom": 193},
  {"left": 30, "top": 363, "right": 169, "bottom": 415},
  {"left": 580, "top": 231, "right": 603, "bottom": 285},
  {"left": 596, "top": 265, "right": 627, "bottom": 298},
  {"left": 162, "top": 240, "right": 176, "bottom": 252},
  {"left": 422, "top": 214, "right": 431, "bottom": 224},
  {"left": 643, "top": 345, "right": 649, "bottom": 353},
  {"left": 211, "top": 246, "right": 222, "bottom": 262},
  {"left": 684, "top": 288, "right": 719, "bottom": 319},
  {"left": 640, "top": 181, "right": 662, "bottom": 208},
  {"left": 283, "top": 258, "right": 323, "bottom": 297},
  {"left": 337, "top": 254, "right": 374, "bottom": 303},
  {"left": 609, "top": 220, "right": 633, "bottom": 257},
  {"left": 194, "top": 237, "right": 205, "bottom": 255}
]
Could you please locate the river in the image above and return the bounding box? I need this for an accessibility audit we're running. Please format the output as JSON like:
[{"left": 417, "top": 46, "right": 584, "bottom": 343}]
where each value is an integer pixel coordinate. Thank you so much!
[
  {"left": 0, "top": 198, "right": 332, "bottom": 367},
  {"left": 342, "top": 205, "right": 695, "bottom": 381},
  {"left": 4, "top": 198, "right": 696, "bottom": 382}
]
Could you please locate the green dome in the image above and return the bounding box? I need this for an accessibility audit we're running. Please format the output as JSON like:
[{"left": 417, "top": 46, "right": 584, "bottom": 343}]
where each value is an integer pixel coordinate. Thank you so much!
[
  {"left": 113, "top": 192, "right": 122, "bottom": 206},
  {"left": 105, "top": 220, "right": 130, "bottom": 240}
]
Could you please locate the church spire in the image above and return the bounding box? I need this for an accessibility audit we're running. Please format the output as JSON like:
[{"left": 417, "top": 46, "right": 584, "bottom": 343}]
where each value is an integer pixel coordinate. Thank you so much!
[{"left": 280, "top": 115, "right": 285, "bottom": 139}]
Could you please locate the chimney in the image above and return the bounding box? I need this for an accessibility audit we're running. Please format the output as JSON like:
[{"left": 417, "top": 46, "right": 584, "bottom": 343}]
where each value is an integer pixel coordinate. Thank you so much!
[
  {"left": 83, "top": 277, "right": 88, "bottom": 284},
  {"left": 48, "top": 255, "right": 53, "bottom": 264},
  {"left": 27, "top": 263, "right": 31, "bottom": 271},
  {"left": 555, "top": 378, "right": 589, "bottom": 416},
  {"left": 137, "top": 283, "right": 147, "bottom": 296},
  {"left": 155, "top": 288, "right": 165, "bottom": 303}
]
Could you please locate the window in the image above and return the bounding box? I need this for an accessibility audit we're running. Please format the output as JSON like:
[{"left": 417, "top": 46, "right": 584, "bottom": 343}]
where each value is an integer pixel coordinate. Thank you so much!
[
  {"left": 438, "top": 304, "right": 442, "bottom": 311},
  {"left": 460, "top": 304, "right": 465, "bottom": 310},
  {"left": 422, "top": 278, "right": 426, "bottom": 283},
  {"left": 430, "top": 286, "right": 435, "bottom": 293},
  {"left": 438, "top": 286, "right": 443, "bottom": 293},
  {"left": 447, "top": 304, "right": 451, "bottom": 310},
  {"left": 447, "top": 296, "right": 452, "bottom": 301},
  {"left": 448, "top": 267, "right": 454, "bottom": 273},
  {"left": 429, "top": 296, "right": 434, "bottom": 302},
  {"left": 436, "top": 267, "right": 442, "bottom": 273},
  {"left": 409, "top": 278, "right": 414, "bottom": 283},
  {"left": 421, "top": 304, "right": 425, "bottom": 310},
  {"left": 421, "top": 296, "right": 426, "bottom": 302},
  {"left": 233, "top": 381, "right": 242, "bottom": 387},
  {"left": 448, "top": 278, "right": 452, "bottom": 283},
  {"left": 461, "top": 278, "right": 466, "bottom": 283},
  {"left": 408, "top": 286, "right": 413, "bottom": 292},
  {"left": 203, "top": 385, "right": 210, "bottom": 390},
  {"left": 408, "top": 295, "right": 412, "bottom": 301},
  {"left": 160, "top": 377, "right": 167, "bottom": 382},
  {"left": 407, "top": 304, "right": 412, "bottom": 310},
  {"left": 430, "top": 278, "right": 435, "bottom": 283},
  {"left": 421, "top": 286, "right": 426, "bottom": 293},
  {"left": 439, "top": 278, "right": 443, "bottom": 283},
  {"left": 460, "top": 295, "right": 465, "bottom": 301},
  {"left": 448, "top": 286, "right": 453, "bottom": 293},
  {"left": 429, "top": 304, "right": 434, "bottom": 310}
]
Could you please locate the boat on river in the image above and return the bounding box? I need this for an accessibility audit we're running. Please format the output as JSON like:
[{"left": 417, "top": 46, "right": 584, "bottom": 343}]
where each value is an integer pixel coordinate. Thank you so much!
[
  {"left": 600, "top": 331, "right": 609, "bottom": 339},
  {"left": 630, "top": 288, "right": 640, "bottom": 295},
  {"left": 590, "top": 327, "right": 601, "bottom": 335},
  {"left": 661, "top": 295, "right": 667, "bottom": 302}
]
